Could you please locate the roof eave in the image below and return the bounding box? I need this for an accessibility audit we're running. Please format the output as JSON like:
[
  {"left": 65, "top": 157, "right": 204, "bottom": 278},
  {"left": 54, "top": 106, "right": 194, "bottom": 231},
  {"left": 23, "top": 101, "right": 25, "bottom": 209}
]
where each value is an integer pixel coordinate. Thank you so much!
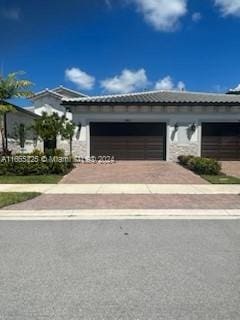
[
  {"left": 62, "top": 101, "right": 240, "bottom": 107},
  {"left": 3, "top": 102, "right": 40, "bottom": 118}
]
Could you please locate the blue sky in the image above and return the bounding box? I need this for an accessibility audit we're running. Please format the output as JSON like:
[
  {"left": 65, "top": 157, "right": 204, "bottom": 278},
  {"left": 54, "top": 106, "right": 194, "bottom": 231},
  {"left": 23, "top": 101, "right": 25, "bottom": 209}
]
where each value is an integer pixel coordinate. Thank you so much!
[{"left": 1, "top": 0, "right": 240, "bottom": 105}]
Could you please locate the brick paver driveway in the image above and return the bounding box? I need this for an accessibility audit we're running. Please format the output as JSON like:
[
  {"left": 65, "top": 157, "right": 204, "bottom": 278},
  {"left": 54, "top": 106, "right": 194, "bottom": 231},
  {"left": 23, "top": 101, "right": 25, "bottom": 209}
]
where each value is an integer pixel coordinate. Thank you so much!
[
  {"left": 221, "top": 161, "right": 240, "bottom": 178},
  {"left": 61, "top": 161, "right": 207, "bottom": 184},
  {"left": 5, "top": 194, "right": 240, "bottom": 210}
]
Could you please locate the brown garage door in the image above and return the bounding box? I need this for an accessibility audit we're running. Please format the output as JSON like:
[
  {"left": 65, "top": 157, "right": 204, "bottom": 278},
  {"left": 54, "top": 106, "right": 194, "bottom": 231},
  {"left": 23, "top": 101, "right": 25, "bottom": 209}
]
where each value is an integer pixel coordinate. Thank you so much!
[
  {"left": 90, "top": 122, "right": 166, "bottom": 160},
  {"left": 202, "top": 122, "right": 240, "bottom": 160}
]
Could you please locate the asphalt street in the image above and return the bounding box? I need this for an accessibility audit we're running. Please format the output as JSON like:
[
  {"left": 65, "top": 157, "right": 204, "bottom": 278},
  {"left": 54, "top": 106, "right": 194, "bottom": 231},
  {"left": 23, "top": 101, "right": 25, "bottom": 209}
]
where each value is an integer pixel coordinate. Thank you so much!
[{"left": 0, "top": 220, "right": 240, "bottom": 320}]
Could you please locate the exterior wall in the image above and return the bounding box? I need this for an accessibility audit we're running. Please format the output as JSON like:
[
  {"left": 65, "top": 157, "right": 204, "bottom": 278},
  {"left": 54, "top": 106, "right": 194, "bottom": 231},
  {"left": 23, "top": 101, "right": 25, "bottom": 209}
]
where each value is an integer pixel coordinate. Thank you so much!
[
  {"left": 32, "top": 94, "right": 72, "bottom": 152},
  {"left": 65, "top": 104, "right": 240, "bottom": 161},
  {"left": 6, "top": 110, "right": 43, "bottom": 154},
  {"left": 33, "top": 95, "right": 72, "bottom": 120}
]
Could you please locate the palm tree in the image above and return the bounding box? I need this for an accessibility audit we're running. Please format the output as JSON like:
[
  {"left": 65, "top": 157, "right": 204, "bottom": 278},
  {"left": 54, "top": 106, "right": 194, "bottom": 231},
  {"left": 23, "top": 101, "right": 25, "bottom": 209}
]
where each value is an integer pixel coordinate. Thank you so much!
[{"left": 0, "top": 71, "right": 33, "bottom": 152}]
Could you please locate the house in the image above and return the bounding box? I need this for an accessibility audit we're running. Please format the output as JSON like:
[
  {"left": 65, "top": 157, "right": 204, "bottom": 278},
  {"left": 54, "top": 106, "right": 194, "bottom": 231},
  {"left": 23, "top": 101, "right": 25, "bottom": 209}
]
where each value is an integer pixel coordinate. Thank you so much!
[
  {"left": 26, "top": 85, "right": 87, "bottom": 153},
  {"left": 32, "top": 85, "right": 87, "bottom": 120},
  {"left": 4, "top": 104, "right": 42, "bottom": 153},
  {"left": 62, "top": 90, "right": 240, "bottom": 161}
]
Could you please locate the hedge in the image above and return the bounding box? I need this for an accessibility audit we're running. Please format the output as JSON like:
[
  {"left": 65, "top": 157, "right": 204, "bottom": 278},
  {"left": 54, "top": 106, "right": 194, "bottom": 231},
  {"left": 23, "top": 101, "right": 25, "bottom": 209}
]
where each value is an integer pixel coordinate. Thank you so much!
[
  {"left": 0, "top": 149, "right": 74, "bottom": 176},
  {"left": 178, "top": 155, "right": 221, "bottom": 175}
]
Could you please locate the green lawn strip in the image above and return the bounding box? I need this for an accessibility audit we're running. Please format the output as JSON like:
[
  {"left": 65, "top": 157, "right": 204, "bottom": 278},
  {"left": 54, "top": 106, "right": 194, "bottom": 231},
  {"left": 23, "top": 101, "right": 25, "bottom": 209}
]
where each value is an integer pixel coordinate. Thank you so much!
[
  {"left": 0, "top": 192, "right": 41, "bottom": 209},
  {"left": 0, "top": 175, "right": 63, "bottom": 184},
  {"left": 201, "top": 174, "right": 240, "bottom": 184}
]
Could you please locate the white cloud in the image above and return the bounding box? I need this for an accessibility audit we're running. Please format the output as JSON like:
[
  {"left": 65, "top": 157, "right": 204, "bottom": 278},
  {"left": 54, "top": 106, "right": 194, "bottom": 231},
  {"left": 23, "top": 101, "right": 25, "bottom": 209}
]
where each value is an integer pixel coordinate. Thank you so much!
[
  {"left": 230, "top": 83, "right": 240, "bottom": 91},
  {"left": 1, "top": 7, "right": 21, "bottom": 20},
  {"left": 131, "top": 0, "right": 187, "bottom": 31},
  {"left": 101, "top": 69, "right": 148, "bottom": 93},
  {"left": 65, "top": 67, "right": 95, "bottom": 90},
  {"left": 177, "top": 80, "right": 186, "bottom": 91},
  {"left": 155, "top": 76, "right": 174, "bottom": 90},
  {"left": 155, "top": 76, "right": 185, "bottom": 91},
  {"left": 215, "top": 0, "right": 240, "bottom": 16},
  {"left": 192, "top": 12, "right": 202, "bottom": 22}
]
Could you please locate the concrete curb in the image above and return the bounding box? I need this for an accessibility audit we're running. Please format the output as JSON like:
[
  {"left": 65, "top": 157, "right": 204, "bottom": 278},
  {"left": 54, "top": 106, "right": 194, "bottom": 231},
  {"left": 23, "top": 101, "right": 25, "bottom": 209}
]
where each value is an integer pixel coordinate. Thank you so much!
[
  {"left": 0, "top": 184, "right": 240, "bottom": 194},
  {"left": 0, "top": 209, "right": 240, "bottom": 220}
]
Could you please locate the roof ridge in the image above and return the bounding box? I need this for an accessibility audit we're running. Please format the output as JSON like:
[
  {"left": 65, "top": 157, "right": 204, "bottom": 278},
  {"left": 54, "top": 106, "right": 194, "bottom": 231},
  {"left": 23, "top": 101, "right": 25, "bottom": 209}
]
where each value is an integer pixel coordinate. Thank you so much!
[
  {"left": 52, "top": 85, "right": 88, "bottom": 97},
  {"left": 62, "top": 89, "right": 232, "bottom": 102},
  {"left": 32, "top": 89, "right": 64, "bottom": 99},
  {"left": 62, "top": 89, "right": 173, "bottom": 101}
]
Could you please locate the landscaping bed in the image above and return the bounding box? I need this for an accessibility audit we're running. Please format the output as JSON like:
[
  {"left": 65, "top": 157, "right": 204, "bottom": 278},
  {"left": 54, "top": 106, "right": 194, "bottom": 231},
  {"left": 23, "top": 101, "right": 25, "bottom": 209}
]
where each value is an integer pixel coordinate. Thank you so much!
[
  {"left": 178, "top": 155, "right": 240, "bottom": 184},
  {"left": 0, "top": 175, "right": 63, "bottom": 184},
  {"left": 0, "top": 192, "right": 41, "bottom": 208},
  {"left": 0, "top": 149, "right": 74, "bottom": 184},
  {"left": 202, "top": 175, "right": 240, "bottom": 184}
]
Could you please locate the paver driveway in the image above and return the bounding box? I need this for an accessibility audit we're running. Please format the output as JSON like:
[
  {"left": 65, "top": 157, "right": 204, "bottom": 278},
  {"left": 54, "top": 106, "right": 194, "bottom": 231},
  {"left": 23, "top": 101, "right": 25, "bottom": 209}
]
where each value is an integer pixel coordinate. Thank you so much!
[
  {"left": 222, "top": 161, "right": 240, "bottom": 178},
  {"left": 61, "top": 161, "right": 207, "bottom": 184},
  {"left": 6, "top": 194, "right": 240, "bottom": 210}
]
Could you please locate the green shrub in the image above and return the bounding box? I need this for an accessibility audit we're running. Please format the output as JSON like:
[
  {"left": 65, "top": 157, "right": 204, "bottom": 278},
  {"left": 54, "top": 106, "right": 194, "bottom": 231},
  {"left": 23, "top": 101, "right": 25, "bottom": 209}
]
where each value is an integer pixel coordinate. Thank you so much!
[
  {"left": 45, "top": 149, "right": 74, "bottom": 174},
  {"left": 178, "top": 155, "right": 195, "bottom": 166},
  {"left": 44, "top": 148, "right": 65, "bottom": 158},
  {"left": 31, "top": 149, "right": 45, "bottom": 157},
  {"left": 190, "top": 157, "right": 221, "bottom": 175},
  {"left": 0, "top": 149, "right": 74, "bottom": 176},
  {"left": 178, "top": 155, "right": 221, "bottom": 175}
]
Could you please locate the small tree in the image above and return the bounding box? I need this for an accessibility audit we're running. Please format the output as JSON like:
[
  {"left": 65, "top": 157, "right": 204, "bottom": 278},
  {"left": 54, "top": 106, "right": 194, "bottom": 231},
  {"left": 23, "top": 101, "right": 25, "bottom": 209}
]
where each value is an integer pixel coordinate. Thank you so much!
[
  {"left": 61, "top": 120, "right": 76, "bottom": 155},
  {"left": 0, "top": 104, "right": 13, "bottom": 151},
  {"left": 0, "top": 71, "right": 33, "bottom": 152},
  {"left": 33, "top": 112, "right": 75, "bottom": 154}
]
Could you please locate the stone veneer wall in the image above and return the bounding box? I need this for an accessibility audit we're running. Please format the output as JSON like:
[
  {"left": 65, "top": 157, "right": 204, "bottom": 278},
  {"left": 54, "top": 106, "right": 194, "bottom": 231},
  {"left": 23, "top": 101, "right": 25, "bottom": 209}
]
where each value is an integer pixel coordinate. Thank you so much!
[
  {"left": 57, "top": 139, "right": 87, "bottom": 158},
  {"left": 168, "top": 143, "right": 199, "bottom": 162},
  {"left": 7, "top": 139, "right": 43, "bottom": 154},
  {"left": 71, "top": 141, "right": 87, "bottom": 158}
]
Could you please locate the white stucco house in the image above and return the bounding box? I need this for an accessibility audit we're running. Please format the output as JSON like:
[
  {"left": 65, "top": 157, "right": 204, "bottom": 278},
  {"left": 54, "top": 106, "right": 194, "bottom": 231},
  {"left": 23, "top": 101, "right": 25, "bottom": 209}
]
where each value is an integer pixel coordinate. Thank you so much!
[
  {"left": 30, "top": 85, "right": 87, "bottom": 152},
  {"left": 4, "top": 88, "right": 240, "bottom": 161},
  {"left": 62, "top": 90, "right": 240, "bottom": 161},
  {"left": 32, "top": 85, "right": 87, "bottom": 120},
  {"left": 3, "top": 103, "right": 42, "bottom": 153},
  {"left": 3, "top": 86, "right": 87, "bottom": 154}
]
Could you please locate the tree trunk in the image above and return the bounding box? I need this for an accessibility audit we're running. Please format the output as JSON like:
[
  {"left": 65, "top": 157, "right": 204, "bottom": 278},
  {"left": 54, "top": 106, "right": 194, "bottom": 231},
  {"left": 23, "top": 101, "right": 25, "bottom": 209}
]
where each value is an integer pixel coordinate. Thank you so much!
[
  {"left": 4, "top": 113, "right": 7, "bottom": 151},
  {"left": 70, "top": 137, "right": 73, "bottom": 156},
  {"left": 0, "top": 118, "right": 5, "bottom": 152}
]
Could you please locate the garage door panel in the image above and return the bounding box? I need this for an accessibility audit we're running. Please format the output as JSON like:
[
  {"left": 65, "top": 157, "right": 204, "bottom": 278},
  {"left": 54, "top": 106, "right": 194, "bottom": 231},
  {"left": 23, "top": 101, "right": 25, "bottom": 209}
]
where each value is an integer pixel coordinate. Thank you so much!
[
  {"left": 202, "top": 123, "right": 240, "bottom": 160},
  {"left": 90, "top": 123, "right": 166, "bottom": 160}
]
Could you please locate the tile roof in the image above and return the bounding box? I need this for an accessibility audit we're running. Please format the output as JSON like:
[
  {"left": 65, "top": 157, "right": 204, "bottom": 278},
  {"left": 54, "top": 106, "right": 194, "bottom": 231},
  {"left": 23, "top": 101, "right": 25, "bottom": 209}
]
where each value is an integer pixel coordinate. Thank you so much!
[
  {"left": 62, "top": 89, "right": 240, "bottom": 105},
  {"left": 33, "top": 86, "right": 87, "bottom": 100}
]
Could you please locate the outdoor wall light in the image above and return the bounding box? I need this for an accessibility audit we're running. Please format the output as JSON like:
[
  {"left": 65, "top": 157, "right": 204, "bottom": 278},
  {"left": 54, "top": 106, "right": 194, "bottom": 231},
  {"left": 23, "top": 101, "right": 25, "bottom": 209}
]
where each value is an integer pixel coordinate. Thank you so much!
[
  {"left": 174, "top": 123, "right": 179, "bottom": 131},
  {"left": 190, "top": 123, "right": 197, "bottom": 132}
]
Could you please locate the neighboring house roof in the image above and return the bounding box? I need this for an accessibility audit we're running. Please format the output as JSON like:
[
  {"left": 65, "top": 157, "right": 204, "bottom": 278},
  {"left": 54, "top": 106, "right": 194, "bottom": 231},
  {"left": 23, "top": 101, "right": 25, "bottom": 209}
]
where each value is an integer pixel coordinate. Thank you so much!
[
  {"left": 23, "top": 106, "right": 35, "bottom": 112},
  {"left": 62, "top": 89, "right": 240, "bottom": 106},
  {"left": 52, "top": 86, "right": 87, "bottom": 98},
  {"left": 32, "top": 85, "right": 87, "bottom": 100},
  {"left": 4, "top": 102, "right": 40, "bottom": 118}
]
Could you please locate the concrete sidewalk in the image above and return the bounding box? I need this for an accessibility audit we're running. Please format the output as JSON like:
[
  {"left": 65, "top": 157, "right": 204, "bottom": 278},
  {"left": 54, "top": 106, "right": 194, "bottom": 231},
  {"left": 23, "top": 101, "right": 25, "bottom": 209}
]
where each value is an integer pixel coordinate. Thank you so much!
[
  {"left": 0, "top": 209, "right": 240, "bottom": 220},
  {"left": 0, "top": 184, "right": 240, "bottom": 194}
]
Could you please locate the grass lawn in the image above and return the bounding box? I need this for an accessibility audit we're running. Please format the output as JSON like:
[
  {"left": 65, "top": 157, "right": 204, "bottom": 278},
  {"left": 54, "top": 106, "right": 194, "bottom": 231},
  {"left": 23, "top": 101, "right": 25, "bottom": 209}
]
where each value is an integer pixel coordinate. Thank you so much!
[
  {"left": 0, "top": 192, "right": 41, "bottom": 208},
  {"left": 0, "top": 175, "right": 63, "bottom": 184},
  {"left": 202, "top": 174, "right": 240, "bottom": 184}
]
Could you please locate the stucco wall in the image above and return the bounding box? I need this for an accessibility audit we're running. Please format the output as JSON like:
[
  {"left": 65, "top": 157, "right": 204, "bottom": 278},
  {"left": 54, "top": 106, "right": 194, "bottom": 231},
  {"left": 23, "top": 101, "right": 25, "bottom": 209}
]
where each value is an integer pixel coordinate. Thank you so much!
[
  {"left": 67, "top": 107, "right": 240, "bottom": 161},
  {"left": 33, "top": 95, "right": 72, "bottom": 120},
  {"left": 6, "top": 110, "right": 43, "bottom": 154}
]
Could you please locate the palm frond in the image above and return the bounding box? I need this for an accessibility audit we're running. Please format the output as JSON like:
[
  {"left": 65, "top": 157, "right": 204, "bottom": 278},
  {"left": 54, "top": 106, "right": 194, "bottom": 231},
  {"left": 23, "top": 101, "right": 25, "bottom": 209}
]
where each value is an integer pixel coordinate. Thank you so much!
[{"left": 0, "top": 71, "right": 34, "bottom": 100}]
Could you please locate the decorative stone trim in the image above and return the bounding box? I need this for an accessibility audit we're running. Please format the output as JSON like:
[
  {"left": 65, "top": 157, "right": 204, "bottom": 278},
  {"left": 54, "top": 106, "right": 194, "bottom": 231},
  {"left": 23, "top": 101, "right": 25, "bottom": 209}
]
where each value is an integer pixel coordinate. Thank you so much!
[{"left": 168, "top": 143, "right": 199, "bottom": 162}]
